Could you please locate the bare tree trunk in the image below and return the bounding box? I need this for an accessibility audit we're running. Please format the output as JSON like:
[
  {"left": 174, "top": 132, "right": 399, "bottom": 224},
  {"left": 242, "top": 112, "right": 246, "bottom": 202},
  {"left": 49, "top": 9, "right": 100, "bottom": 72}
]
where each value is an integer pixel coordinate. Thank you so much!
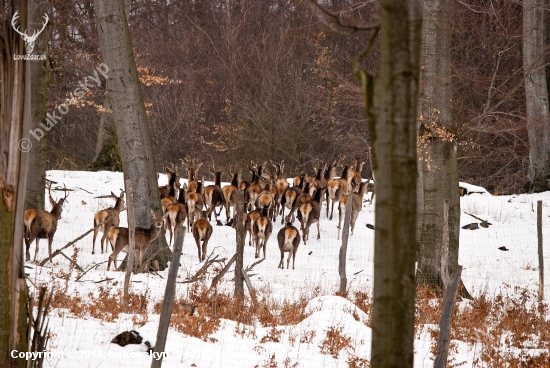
[
  {"left": 94, "top": 0, "right": 171, "bottom": 269},
  {"left": 524, "top": 0, "right": 550, "bottom": 193},
  {"left": 24, "top": 0, "right": 48, "bottom": 211},
  {"left": 367, "top": 1, "right": 422, "bottom": 366},
  {"left": 416, "top": 0, "right": 461, "bottom": 290}
]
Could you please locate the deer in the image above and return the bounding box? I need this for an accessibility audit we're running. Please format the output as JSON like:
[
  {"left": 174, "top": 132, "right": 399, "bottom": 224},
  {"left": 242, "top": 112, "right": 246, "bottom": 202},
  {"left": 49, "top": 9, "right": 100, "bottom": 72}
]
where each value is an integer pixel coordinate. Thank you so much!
[
  {"left": 161, "top": 183, "right": 179, "bottom": 214},
  {"left": 92, "top": 190, "right": 125, "bottom": 255},
  {"left": 245, "top": 161, "right": 267, "bottom": 211},
  {"left": 277, "top": 223, "right": 301, "bottom": 270},
  {"left": 222, "top": 167, "right": 240, "bottom": 225},
  {"left": 159, "top": 164, "right": 179, "bottom": 199},
  {"left": 244, "top": 209, "right": 261, "bottom": 246},
  {"left": 326, "top": 164, "right": 355, "bottom": 220},
  {"left": 192, "top": 210, "right": 213, "bottom": 262},
  {"left": 165, "top": 187, "right": 188, "bottom": 247},
  {"left": 252, "top": 207, "right": 273, "bottom": 259},
  {"left": 308, "top": 160, "right": 327, "bottom": 190},
  {"left": 24, "top": 185, "right": 68, "bottom": 262},
  {"left": 204, "top": 166, "right": 225, "bottom": 226},
  {"left": 270, "top": 160, "right": 289, "bottom": 220},
  {"left": 280, "top": 174, "right": 305, "bottom": 224},
  {"left": 186, "top": 177, "right": 205, "bottom": 232},
  {"left": 337, "top": 181, "right": 368, "bottom": 239},
  {"left": 256, "top": 174, "right": 276, "bottom": 221},
  {"left": 181, "top": 158, "right": 202, "bottom": 194},
  {"left": 106, "top": 210, "right": 167, "bottom": 271},
  {"left": 352, "top": 158, "right": 368, "bottom": 193},
  {"left": 298, "top": 187, "right": 326, "bottom": 245}
]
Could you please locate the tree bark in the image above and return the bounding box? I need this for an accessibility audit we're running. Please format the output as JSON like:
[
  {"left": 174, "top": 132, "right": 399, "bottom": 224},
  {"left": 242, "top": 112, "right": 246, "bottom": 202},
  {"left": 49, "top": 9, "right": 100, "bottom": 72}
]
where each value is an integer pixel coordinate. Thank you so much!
[
  {"left": 367, "top": 1, "right": 422, "bottom": 366},
  {"left": 24, "top": 0, "right": 48, "bottom": 211},
  {"left": 94, "top": 0, "right": 171, "bottom": 269},
  {"left": 416, "top": 0, "right": 461, "bottom": 290},
  {"left": 89, "top": 90, "right": 122, "bottom": 172},
  {"left": 523, "top": 0, "right": 550, "bottom": 193},
  {"left": 0, "top": 2, "right": 31, "bottom": 365}
]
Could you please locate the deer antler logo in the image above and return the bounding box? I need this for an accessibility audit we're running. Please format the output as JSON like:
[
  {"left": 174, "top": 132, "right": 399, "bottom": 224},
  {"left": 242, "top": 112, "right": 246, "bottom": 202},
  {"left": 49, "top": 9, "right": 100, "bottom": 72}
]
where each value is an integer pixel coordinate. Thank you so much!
[{"left": 11, "top": 11, "right": 49, "bottom": 54}]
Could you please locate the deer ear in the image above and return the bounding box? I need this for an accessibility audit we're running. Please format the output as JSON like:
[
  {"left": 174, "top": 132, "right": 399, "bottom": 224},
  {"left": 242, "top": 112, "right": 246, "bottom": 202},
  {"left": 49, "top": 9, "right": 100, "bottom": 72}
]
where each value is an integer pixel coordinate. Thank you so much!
[{"left": 151, "top": 210, "right": 156, "bottom": 218}]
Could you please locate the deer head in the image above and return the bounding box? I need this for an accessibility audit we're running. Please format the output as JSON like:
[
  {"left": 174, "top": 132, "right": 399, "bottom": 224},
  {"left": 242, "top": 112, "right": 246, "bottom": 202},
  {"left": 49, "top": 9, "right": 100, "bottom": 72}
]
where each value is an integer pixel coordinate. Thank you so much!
[{"left": 12, "top": 11, "right": 48, "bottom": 54}]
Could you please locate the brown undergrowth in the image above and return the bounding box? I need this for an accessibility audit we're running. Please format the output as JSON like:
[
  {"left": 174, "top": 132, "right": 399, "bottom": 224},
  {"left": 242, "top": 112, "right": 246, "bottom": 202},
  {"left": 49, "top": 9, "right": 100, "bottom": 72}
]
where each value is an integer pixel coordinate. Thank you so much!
[{"left": 415, "top": 285, "right": 550, "bottom": 367}]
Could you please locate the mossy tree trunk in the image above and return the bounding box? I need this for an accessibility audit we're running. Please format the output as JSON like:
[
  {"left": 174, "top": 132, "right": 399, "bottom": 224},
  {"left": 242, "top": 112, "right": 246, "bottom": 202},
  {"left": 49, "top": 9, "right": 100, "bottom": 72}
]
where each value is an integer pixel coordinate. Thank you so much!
[{"left": 24, "top": 0, "right": 48, "bottom": 211}]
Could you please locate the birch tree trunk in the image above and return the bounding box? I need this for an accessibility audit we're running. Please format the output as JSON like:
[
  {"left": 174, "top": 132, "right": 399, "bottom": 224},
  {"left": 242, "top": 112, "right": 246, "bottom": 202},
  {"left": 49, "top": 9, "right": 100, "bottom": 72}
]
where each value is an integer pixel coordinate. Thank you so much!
[
  {"left": 416, "top": 0, "right": 461, "bottom": 290},
  {"left": 368, "top": 1, "right": 422, "bottom": 366},
  {"left": 94, "top": 0, "right": 171, "bottom": 269},
  {"left": 523, "top": 0, "right": 550, "bottom": 193},
  {"left": 25, "top": 0, "right": 48, "bottom": 210}
]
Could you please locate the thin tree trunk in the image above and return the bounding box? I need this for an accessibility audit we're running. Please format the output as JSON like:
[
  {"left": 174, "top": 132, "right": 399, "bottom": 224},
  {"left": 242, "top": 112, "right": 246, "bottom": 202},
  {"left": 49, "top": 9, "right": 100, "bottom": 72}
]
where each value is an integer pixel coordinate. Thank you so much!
[
  {"left": 89, "top": 90, "right": 122, "bottom": 172},
  {"left": 25, "top": 0, "right": 48, "bottom": 211},
  {"left": 416, "top": 0, "right": 461, "bottom": 290},
  {"left": 524, "top": 0, "right": 550, "bottom": 193},
  {"left": 367, "top": 1, "right": 422, "bottom": 366},
  {"left": 94, "top": 0, "right": 171, "bottom": 269}
]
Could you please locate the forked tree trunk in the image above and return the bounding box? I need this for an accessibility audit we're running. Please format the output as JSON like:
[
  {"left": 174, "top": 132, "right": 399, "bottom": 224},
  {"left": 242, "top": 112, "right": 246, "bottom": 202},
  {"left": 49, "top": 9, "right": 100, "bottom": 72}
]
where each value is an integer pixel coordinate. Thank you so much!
[
  {"left": 367, "top": 1, "right": 422, "bottom": 366},
  {"left": 24, "top": 0, "right": 48, "bottom": 211},
  {"left": 94, "top": 0, "right": 171, "bottom": 270},
  {"left": 523, "top": 0, "right": 550, "bottom": 193},
  {"left": 416, "top": 0, "right": 461, "bottom": 290},
  {"left": 89, "top": 90, "right": 122, "bottom": 172}
]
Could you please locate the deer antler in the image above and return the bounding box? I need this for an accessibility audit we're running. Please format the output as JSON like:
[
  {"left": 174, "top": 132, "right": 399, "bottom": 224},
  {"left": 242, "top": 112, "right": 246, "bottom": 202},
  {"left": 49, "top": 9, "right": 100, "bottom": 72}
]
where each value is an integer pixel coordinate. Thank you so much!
[
  {"left": 11, "top": 11, "right": 26, "bottom": 38},
  {"left": 29, "top": 13, "right": 48, "bottom": 40}
]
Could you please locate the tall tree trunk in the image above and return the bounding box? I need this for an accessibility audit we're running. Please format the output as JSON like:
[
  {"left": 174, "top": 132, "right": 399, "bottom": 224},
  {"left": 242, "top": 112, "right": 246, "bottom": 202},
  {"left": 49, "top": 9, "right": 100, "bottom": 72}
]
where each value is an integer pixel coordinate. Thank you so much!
[
  {"left": 524, "top": 0, "right": 550, "bottom": 193},
  {"left": 25, "top": 0, "right": 48, "bottom": 210},
  {"left": 367, "top": 1, "right": 422, "bottom": 366},
  {"left": 94, "top": 0, "right": 171, "bottom": 269},
  {"left": 416, "top": 0, "right": 461, "bottom": 290},
  {"left": 0, "top": 1, "right": 30, "bottom": 366}
]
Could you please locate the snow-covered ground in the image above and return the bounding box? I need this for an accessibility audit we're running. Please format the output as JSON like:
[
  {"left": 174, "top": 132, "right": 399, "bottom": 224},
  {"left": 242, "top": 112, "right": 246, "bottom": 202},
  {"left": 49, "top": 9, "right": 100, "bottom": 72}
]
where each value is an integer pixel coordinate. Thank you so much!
[{"left": 23, "top": 170, "right": 550, "bottom": 367}]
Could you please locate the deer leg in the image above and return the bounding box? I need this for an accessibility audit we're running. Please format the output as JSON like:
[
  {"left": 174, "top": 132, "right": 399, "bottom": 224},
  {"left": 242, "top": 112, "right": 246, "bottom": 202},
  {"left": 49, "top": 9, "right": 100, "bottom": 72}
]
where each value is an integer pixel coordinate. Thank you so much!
[
  {"left": 292, "top": 249, "right": 296, "bottom": 270},
  {"left": 337, "top": 207, "right": 343, "bottom": 240},
  {"left": 317, "top": 221, "right": 321, "bottom": 240},
  {"left": 254, "top": 235, "right": 260, "bottom": 259},
  {"left": 32, "top": 238, "right": 40, "bottom": 262},
  {"left": 25, "top": 235, "right": 33, "bottom": 262},
  {"left": 48, "top": 236, "right": 54, "bottom": 261},
  {"left": 329, "top": 201, "right": 335, "bottom": 220},
  {"left": 278, "top": 250, "right": 284, "bottom": 269},
  {"left": 202, "top": 239, "right": 208, "bottom": 262},
  {"left": 286, "top": 251, "right": 291, "bottom": 269},
  {"left": 262, "top": 238, "right": 267, "bottom": 259},
  {"left": 92, "top": 226, "right": 98, "bottom": 254},
  {"left": 195, "top": 238, "right": 202, "bottom": 262}
]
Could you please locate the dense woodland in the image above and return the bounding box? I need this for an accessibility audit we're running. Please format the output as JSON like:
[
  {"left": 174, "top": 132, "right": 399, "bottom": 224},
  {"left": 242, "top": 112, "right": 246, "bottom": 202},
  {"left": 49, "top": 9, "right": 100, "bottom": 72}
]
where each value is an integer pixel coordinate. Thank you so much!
[{"left": 9, "top": 0, "right": 539, "bottom": 195}]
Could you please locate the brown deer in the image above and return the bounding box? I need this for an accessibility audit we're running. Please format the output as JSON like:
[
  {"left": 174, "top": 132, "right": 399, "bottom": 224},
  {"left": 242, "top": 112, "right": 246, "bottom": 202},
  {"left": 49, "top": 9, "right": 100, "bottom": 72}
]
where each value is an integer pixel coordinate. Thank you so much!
[
  {"left": 326, "top": 164, "right": 354, "bottom": 220},
  {"left": 161, "top": 183, "right": 178, "bottom": 214},
  {"left": 204, "top": 166, "right": 225, "bottom": 226},
  {"left": 165, "top": 187, "right": 188, "bottom": 247},
  {"left": 280, "top": 174, "right": 305, "bottom": 224},
  {"left": 192, "top": 211, "right": 213, "bottom": 262},
  {"left": 159, "top": 164, "right": 179, "bottom": 198},
  {"left": 107, "top": 210, "right": 167, "bottom": 271},
  {"left": 337, "top": 181, "right": 368, "bottom": 239},
  {"left": 244, "top": 209, "right": 261, "bottom": 246},
  {"left": 92, "top": 190, "right": 125, "bottom": 254},
  {"left": 270, "top": 160, "right": 289, "bottom": 220},
  {"left": 256, "top": 175, "right": 275, "bottom": 221},
  {"left": 186, "top": 178, "right": 205, "bottom": 232},
  {"left": 277, "top": 223, "right": 301, "bottom": 270},
  {"left": 245, "top": 161, "right": 267, "bottom": 211},
  {"left": 24, "top": 185, "right": 68, "bottom": 262},
  {"left": 221, "top": 168, "right": 239, "bottom": 225},
  {"left": 298, "top": 187, "right": 325, "bottom": 245},
  {"left": 252, "top": 207, "right": 273, "bottom": 259},
  {"left": 181, "top": 158, "right": 202, "bottom": 193}
]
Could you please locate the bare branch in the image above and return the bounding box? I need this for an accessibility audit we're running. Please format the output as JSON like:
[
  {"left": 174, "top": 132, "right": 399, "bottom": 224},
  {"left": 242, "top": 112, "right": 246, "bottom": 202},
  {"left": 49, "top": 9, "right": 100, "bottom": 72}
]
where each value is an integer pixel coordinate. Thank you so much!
[{"left": 305, "top": 0, "right": 379, "bottom": 36}]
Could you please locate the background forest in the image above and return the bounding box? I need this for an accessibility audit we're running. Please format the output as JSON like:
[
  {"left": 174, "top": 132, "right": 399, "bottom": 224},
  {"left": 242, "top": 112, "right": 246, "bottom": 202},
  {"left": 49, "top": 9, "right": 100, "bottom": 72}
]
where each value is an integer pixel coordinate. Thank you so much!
[{"left": 28, "top": 0, "right": 533, "bottom": 195}]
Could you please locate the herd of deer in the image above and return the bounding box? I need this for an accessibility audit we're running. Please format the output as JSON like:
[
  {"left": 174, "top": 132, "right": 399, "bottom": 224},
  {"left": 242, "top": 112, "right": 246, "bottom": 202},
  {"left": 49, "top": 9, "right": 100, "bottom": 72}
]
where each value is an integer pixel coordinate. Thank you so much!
[{"left": 22, "top": 158, "right": 374, "bottom": 272}]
